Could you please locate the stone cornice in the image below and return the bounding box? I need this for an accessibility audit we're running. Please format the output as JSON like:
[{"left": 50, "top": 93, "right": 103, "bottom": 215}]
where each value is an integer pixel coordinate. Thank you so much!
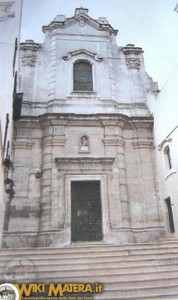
[
  {"left": 42, "top": 11, "right": 118, "bottom": 36},
  {"left": 55, "top": 157, "right": 114, "bottom": 163},
  {"left": 17, "top": 114, "right": 154, "bottom": 130},
  {"left": 121, "top": 44, "right": 144, "bottom": 56},
  {"left": 52, "top": 138, "right": 66, "bottom": 147},
  {"left": 12, "top": 141, "right": 33, "bottom": 150},
  {"left": 132, "top": 140, "right": 154, "bottom": 149},
  {"left": 130, "top": 117, "right": 154, "bottom": 130},
  {"left": 20, "top": 40, "right": 41, "bottom": 52},
  {"left": 103, "top": 137, "right": 125, "bottom": 147},
  {"left": 21, "top": 100, "right": 149, "bottom": 117},
  {"left": 55, "top": 157, "right": 114, "bottom": 172}
]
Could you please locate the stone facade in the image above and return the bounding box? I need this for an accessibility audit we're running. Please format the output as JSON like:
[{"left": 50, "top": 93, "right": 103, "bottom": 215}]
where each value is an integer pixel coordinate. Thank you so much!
[{"left": 2, "top": 8, "right": 165, "bottom": 248}]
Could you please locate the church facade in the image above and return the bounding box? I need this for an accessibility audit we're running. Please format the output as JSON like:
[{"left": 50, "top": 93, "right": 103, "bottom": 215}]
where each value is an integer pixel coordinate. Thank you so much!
[{"left": 2, "top": 8, "right": 165, "bottom": 248}]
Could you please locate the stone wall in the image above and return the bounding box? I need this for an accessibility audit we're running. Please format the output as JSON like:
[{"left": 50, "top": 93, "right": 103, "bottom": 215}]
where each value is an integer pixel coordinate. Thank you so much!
[
  {"left": 19, "top": 10, "right": 158, "bottom": 117},
  {"left": 2, "top": 8, "right": 165, "bottom": 248},
  {"left": 3, "top": 114, "right": 165, "bottom": 248}
]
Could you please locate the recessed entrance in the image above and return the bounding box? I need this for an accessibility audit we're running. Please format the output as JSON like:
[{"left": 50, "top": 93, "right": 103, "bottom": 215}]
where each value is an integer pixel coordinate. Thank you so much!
[{"left": 71, "top": 180, "right": 102, "bottom": 242}]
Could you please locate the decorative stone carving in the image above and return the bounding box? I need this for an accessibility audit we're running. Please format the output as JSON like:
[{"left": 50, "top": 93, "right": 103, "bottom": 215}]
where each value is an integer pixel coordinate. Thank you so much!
[
  {"left": 20, "top": 40, "right": 41, "bottom": 67},
  {"left": 122, "top": 44, "right": 143, "bottom": 70},
  {"left": 80, "top": 135, "right": 89, "bottom": 152},
  {"left": 75, "top": 7, "right": 89, "bottom": 16},
  {"left": 0, "top": 2, "right": 15, "bottom": 21},
  {"left": 97, "top": 17, "right": 109, "bottom": 24},
  {"left": 79, "top": 18, "right": 86, "bottom": 27},
  {"left": 53, "top": 15, "right": 66, "bottom": 22},
  {"left": 21, "top": 54, "right": 37, "bottom": 66},
  {"left": 62, "top": 49, "right": 103, "bottom": 62},
  {"left": 126, "top": 58, "right": 141, "bottom": 69},
  {"left": 121, "top": 44, "right": 144, "bottom": 56},
  {"left": 138, "top": 128, "right": 148, "bottom": 138},
  {"left": 132, "top": 141, "right": 154, "bottom": 149},
  {"left": 16, "top": 128, "right": 31, "bottom": 138}
]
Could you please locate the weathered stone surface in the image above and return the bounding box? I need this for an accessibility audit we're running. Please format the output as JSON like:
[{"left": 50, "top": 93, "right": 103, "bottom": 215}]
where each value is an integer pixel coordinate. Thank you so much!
[{"left": 3, "top": 8, "right": 165, "bottom": 248}]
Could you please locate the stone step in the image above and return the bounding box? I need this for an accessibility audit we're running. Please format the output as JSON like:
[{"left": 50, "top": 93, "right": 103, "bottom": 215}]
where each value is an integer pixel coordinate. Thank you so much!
[
  {"left": 1, "top": 241, "right": 178, "bottom": 299},
  {"left": 93, "top": 284, "right": 178, "bottom": 299},
  {"left": 0, "top": 258, "right": 178, "bottom": 271},
  {"left": 1, "top": 257, "right": 178, "bottom": 269},
  {"left": 100, "top": 277, "right": 178, "bottom": 288},
  {"left": 0, "top": 251, "right": 178, "bottom": 270},
  {"left": 94, "top": 288, "right": 178, "bottom": 300},
  {"left": 2, "top": 241, "right": 178, "bottom": 255},
  {"left": 29, "top": 268, "right": 178, "bottom": 282},
  {"left": 1, "top": 243, "right": 178, "bottom": 256}
]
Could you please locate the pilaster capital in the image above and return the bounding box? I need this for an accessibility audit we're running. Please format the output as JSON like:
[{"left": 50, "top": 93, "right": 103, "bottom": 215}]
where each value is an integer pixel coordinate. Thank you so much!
[
  {"left": 121, "top": 44, "right": 143, "bottom": 70},
  {"left": 121, "top": 44, "right": 144, "bottom": 56},
  {"left": 132, "top": 140, "right": 154, "bottom": 149},
  {"left": 126, "top": 58, "right": 141, "bottom": 70},
  {"left": 20, "top": 40, "right": 41, "bottom": 67},
  {"left": 103, "top": 136, "right": 125, "bottom": 147},
  {"left": 12, "top": 140, "right": 33, "bottom": 150}
]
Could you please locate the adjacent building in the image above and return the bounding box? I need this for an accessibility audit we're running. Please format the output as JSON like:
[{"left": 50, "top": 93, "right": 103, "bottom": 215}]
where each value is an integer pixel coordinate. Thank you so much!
[
  {"left": 146, "top": 4, "right": 178, "bottom": 240},
  {"left": 148, "top": 65, "right": 178, "bottom": 238},
  {"left": 0, "top": 0, "right": 23, "bottom": 247}
]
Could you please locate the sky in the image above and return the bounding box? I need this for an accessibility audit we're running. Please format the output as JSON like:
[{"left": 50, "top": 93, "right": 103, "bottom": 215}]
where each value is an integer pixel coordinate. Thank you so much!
[{"left": 20, "top": 0, "right": 178, "bottom": 89}]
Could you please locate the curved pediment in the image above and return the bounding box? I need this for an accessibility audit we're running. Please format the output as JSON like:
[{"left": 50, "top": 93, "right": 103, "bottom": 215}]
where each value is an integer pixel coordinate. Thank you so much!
[
  {"left": 62, "top": 49, "right": 103, "bottom": 62},
  {"left": 42, "top": 8, "right": 118, "bottom": 36}
]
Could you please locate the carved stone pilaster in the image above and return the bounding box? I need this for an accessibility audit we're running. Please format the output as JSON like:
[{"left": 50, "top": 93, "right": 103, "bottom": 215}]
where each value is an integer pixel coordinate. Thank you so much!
[
  {"left": 20, "top": 40, "right": 41, "bottom": 67},
  {"left": 126, "top": 58, "right": 141, "bottom": 69},
  {"left": 102, "top": 116, "right": 130, "bottom": 229},
  {"left": 121, "top": 44, "right": 146, "bottom": 102},
  {"left": 40, "top": 133, "right": 53, "bottom": 232},
  {"left": 132, "top": 140, "right": 154, "bottom": 149},
  {"left": 131, "top": 121, "right": 161, "bottom": 226},
  {"left": 107, "top": 40, "right": 116, "bottom": 101},
  {"left": 114, "top": 135, "right": 130, "bottom": 228},
  {"left": 121, "top": 44, "right": 143, "bottom": 70},
  {"left": 121, "top": 43, "right": 144, "bottom": 56},
  {"left": 48, "top": 35, "right": 57, "bottom": 100},
  {"left": 49, "top": 129, "right": 66, "bottom": 232}
]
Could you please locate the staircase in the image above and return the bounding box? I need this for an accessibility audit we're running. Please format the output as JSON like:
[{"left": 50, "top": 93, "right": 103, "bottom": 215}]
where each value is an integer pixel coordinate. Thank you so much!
[{"left": 1, "top": 240, "right": 178, "bottom": 299}]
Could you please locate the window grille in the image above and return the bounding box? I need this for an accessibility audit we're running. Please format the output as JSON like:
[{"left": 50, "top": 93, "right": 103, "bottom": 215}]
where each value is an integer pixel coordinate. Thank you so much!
[{"left": 73, "top": 60, "right": 93, "bottom": 91}]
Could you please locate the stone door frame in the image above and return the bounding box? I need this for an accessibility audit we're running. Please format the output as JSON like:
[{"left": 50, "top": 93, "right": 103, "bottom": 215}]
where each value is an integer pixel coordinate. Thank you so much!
[{"left": 65, "top": 174, "right": 109, "bottom": 244}]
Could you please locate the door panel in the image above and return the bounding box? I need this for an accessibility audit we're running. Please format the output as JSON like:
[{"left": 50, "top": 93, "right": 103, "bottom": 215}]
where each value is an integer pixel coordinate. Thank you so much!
[{"left": 71, "top": 181, "right": 102, "bottom": 242}]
